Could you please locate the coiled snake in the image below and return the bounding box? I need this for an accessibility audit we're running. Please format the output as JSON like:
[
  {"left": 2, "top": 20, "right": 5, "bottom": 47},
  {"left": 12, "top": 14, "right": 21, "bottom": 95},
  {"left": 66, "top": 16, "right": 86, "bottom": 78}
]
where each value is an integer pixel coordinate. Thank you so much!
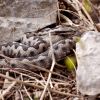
[{"left": 0, "top": 31, "right": 75, "bottom": 70}]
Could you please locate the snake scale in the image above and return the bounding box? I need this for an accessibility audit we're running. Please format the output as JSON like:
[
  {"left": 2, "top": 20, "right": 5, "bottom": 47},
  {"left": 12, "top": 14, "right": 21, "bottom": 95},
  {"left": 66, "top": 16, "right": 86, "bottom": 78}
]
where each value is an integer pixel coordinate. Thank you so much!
[{"left": 0, "top": 28, "right": 75, "bottom": 70}]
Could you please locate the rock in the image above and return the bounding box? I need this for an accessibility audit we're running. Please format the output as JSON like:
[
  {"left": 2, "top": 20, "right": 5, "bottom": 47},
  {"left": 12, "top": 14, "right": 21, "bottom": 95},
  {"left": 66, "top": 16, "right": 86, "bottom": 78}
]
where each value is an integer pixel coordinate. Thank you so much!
[
  {"left": 0, "top": 0, "right": 57, "bottom": 44},
  {"left": 76, "top": 31, "right": 100, "bottom": 96}
]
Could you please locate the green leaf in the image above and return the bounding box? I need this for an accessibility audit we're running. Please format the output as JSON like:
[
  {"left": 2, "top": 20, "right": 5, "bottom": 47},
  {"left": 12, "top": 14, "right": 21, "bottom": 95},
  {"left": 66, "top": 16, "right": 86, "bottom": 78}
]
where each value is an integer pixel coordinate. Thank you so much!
[
  {"left": 83, "top": 0, "right": 92, "bottom": 13},
  {"left": 64, "top": 56, "right": 76, "bottom": 71}
]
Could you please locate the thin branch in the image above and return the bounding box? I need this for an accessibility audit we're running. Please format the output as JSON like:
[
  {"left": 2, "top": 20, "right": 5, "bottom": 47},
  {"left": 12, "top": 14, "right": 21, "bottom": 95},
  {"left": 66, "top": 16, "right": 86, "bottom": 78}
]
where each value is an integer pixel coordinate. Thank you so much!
[
  {"left": 0, "top": 54, "right": 67, "bottom": 79},
  {"left": 0, "top": 70, "right": 78, "bottom": 97},
  {"left": 40, "top": 31, "right": 56, "bottom": 100},
  {"left": 21, "top": 74, "right": 33, "bottom": 100}
]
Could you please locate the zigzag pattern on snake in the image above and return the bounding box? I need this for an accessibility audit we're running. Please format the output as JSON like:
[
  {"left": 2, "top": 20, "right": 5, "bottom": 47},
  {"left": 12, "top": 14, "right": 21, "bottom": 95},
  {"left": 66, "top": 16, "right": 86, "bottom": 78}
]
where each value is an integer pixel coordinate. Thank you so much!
[{"left": 0, "top": 31, "right": 75, "bottom": 69}]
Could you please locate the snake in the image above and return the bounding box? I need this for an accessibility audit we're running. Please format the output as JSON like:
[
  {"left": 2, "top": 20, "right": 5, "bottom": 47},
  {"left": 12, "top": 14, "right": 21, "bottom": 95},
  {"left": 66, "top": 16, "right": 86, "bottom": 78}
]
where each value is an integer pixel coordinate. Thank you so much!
[{"left": 0, "top": 29, "right": 75, "bottom": 70}]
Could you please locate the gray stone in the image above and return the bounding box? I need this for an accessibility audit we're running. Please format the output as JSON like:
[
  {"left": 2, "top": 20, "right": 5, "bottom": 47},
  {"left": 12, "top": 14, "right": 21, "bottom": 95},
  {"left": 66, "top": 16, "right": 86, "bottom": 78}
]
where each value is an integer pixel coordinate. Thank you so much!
[
  {"left": 76, "top": 31, "right": 100, "bottom": 96},
  {"left": 0, "top": 0, "right": 57, "bottom": 44}
]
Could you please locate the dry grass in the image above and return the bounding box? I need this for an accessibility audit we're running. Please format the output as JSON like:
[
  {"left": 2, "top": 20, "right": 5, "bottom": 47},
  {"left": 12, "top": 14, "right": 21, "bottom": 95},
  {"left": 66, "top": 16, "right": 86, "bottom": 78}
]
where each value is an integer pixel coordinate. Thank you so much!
[{"left": 0, "top": 0, "right": 98, "bottom": 100}]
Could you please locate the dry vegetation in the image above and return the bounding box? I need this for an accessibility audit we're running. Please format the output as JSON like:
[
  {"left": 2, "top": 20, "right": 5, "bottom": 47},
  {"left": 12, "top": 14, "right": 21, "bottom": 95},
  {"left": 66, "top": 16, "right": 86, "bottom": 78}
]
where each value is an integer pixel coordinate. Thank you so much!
[{"left": 0, "top": 0, "right": 99, "bottom": 100}]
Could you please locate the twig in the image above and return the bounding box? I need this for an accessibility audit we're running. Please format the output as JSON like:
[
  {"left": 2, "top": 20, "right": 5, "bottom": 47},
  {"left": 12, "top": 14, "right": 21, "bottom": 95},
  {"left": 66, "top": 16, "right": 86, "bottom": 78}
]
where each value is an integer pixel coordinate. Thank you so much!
[
  {"left": 57, "top": 0, "right": 61, "bottom": 24},
  {"left": 0, "top": 68, "right": 42, "bottom": 79},
  {"left": 0, "top": 54, "right": 67, "bottom": 79},
  {"left": 75, "top": 0, "right": 97, "bottom": 31},
  {"left": 0, "top": 90, "right": 4, "bottom": 100},
  {"left": 18, "top": 90, "right": 24, "bottom": 100},
  {"left": 40, "top": 73, "right": 53, "bottom": 100},
  {"left": 40, "top": 31, "right": 56, "bottom": 100},
  {"left": 0, "top": 73, "right": 78, "bottom": 97},
  {"left": 21, "top": 74, "right": 33, "bottom": 100},
  {"left": 2, "top": 81, "right": 16, "bottom": 97}
]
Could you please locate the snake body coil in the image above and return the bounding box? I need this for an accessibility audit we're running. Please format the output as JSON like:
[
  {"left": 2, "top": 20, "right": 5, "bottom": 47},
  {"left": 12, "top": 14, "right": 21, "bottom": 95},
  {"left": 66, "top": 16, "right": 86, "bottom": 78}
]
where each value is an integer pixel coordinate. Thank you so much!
[{"left": 0, "top": 32, "right": 75, "bottom": 70}]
